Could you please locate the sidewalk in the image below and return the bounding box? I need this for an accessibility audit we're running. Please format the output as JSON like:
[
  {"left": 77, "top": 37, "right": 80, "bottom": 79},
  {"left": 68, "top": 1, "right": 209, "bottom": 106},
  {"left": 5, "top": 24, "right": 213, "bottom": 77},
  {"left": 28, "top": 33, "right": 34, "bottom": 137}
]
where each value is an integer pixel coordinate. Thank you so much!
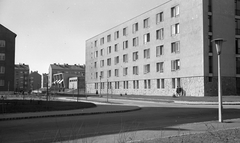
[
  {"left": 83, "top": 94, "right": 240, "bottom": 105},
  {"left": 59, "top": 118, "right": 240, "bottom": 143}
]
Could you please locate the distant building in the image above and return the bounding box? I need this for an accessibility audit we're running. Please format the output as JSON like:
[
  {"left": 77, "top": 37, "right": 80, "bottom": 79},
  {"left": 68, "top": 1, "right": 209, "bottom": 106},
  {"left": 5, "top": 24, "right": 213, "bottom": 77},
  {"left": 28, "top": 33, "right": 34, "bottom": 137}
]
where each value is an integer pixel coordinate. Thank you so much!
[
  {"left": 14, "top": 63, "right": 29, "bottom": 93},
  {"left": 29, "top": 71, "right": 41, "bottom": 91},
  {"left": 48, "top": 63, "right": 85, "bottom": 91},
  {"left": 86, "top": 0, "right": 240, "bottom": 96},
  {"left": 42, "top": 73, "right": 48, "bottom": 88},
  {"left": 0, "top": 24, "right": 17, "bottom": 92}
]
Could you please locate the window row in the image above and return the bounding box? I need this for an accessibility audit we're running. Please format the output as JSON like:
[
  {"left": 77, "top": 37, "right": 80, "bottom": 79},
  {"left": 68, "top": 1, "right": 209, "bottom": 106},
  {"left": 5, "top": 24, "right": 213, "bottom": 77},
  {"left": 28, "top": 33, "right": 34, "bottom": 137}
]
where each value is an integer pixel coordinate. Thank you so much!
[
  {"left": 93, "top": 29, "right": 179, "bottom": 58},
  {"left": 94, "top": 43, "right": 179, "bottom": 67},
  {"left": 92, "top": 5, "right": 179, "bottom": 47},
  {"left": 95, "top": 59, "right": 180, "bottom": 79},
  {"left": 94, "top": 77, "right": 182, "bottom": 90}
]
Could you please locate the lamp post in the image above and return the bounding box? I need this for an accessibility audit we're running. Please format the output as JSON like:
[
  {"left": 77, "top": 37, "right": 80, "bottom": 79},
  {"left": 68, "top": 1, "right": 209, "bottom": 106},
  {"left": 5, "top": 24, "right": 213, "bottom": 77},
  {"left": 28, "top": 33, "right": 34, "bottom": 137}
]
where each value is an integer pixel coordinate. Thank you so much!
[
  {"left": 99, "top": 75, "right": 102, "bottom": 97},
  {"left": 212, "top": 38, "right": 225, "bottom": 123}
]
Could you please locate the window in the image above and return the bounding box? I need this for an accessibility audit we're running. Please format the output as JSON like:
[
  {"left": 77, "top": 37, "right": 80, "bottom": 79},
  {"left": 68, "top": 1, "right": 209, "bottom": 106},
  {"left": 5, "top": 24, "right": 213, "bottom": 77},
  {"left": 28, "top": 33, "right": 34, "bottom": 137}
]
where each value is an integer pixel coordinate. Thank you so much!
[
  {"left": 123, "top": 40, "right": 128, "bottom": 49},
  {"left": 236, "top": 39, "right": 240, "bottom": 54},
  {"left": 100, "top": 71, "right": 104, "bottom": 78},
  {"left": 171, "top": 41, "right": 180, "bottom": 53},
  {"left": 100, "top": 37, "right": 104, "bottom": 45},
  {"left": 100, "top": 49, "right": 104, "bottom": 56},
  {"left": 143, "top": 33, "right": 150, "bottom": 44},
  {"left": 143, "top": 18, "right": 150, "bottom": 28},
  {"left": 156, "top": 45, "right": 164, "bottom": 57},
  {"left": 161, "top": 79, "right": 165, "bottom": 88},
  {"left": 144, "top": 79, "right": 151, "bottom": 89},
  {"left": 0, "top": 66, "right": 5, "bottom": 74},
  {"left": 156, "top": 12, "right": 164, "bottom": 23},
  {"left": 123, "top": 54, "right": 128, "bottom": 63},
  {"left": 115, "top": 56, "right": 119, "bottom": 65},
  {"left": 156, "top": 62, "right": 164, "bottom": 73},
  {"left": 107, "top": 46, "right": 111, "bottom": 54},
  {"left": 177, "top": 78, "right": 181, "bottom": 87},
  {"left": 107, "top": 70, "right": 111, "bottom": 78},
  {"left": 0, "top": 80, "right": 4, "bottom": 86},
  {"left": 115, "top": 69, "right": 119, "bottom": 77},
  {"left": 95, "top": 83, "right": 98, "bottom": 89},
  {"left": 133, "top": 51, "right": 138, "bottom": 61},
  {"left": 208, "top": 16, "right": 212, "bottom": 32},
  {"left": 94, "top": 62, "right": 97, "bottom": 68},
  {"left": 133, "top": 80, "right": 139, "bottom": 89},
  {"left": 114, "top": 31, "right": 119, "bottom": 40},
  {"left": 171, "top": 23, "right": 180, "bottom": 35},
  {"left": 107, "top": 58, "right": 111, "bottom": 66},
  {"left": 107, "top": 82, "right": 112, "bottom": 89},
  {"left": 0, "top": 53, "right": 5, "bottom": 61},
  {"left": 236, "top": 0, "right": 240, "bottom": 16},
  {"left": 132, "top": 22, "right": 138, "bottom": 33},
  {"left": 100, "top": 60, "right": 104, "bottom": 67},
  {"left": 171, "top": 5, "right": 180, "bottom": 17},
  {"left": 156, "top": 28, "right": 164, "bottom": 40},
  {"left": 94, "top": 40, "right": 97, "bottom": 47},
  {"left": 0, "top": 40, "right": 6, "bottom": 47},
  {"left": 133, "top": 37, "right": 139, "bottom": 47},
  {"left": 144, "top": 49, "right": 150, "bottom": 59},
  {"left": 123, "top": 67, "right": 128, "bottom": 76},
  {"left": 115, "top": 81, "right": 120, "bottom": 89},
  {"left": 209, "top": 36, "right": 213, "bottom": 53},
  {"left": 94, "top": 51, "right": 98, "bottom": 58},
  {"left": 144, "top": 64, "right": 150, "bottom": 74},
  {"left": 107, "top": 34, "right": 111, "bottom": 42},
  {"left": 237, "top": 57, "right": 240, "bottom": 74},
  {"left": 172, "top": 78, "right": 176, "bottom": 88},
  {"left": 123, "top": 27, "right": 128, "bottom": 36},
  {"left": 171, "top": 59, "right": 180, "bottom": 71},
  {"left": 123, "top": 81, "right": 128, "bottom": 89},
  {"left": 209, "top": 56, "right": 213, "bottom": 73},
  {"left": 133, "top": 66, "right": 139, "bottom": 75},
  {"left": 101, "top": 82, "right": 105, "bottom": 89},
  {"left": 114, "top": 43, "right": 119, "bottom": 52},
  {"left": 157, "top": 79, "right": 160, "bottom": 89}
]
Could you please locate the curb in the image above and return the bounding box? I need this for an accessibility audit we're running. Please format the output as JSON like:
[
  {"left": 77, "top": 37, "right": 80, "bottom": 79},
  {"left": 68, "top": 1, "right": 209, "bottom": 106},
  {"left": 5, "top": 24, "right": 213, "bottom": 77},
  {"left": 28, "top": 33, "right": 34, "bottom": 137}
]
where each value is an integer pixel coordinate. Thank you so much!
[
  {"left": 174, "top": 101, "right": 240, "bottom": 105},
  {"left": 0, "top": 107, "right": 141, "bottom": 121}
]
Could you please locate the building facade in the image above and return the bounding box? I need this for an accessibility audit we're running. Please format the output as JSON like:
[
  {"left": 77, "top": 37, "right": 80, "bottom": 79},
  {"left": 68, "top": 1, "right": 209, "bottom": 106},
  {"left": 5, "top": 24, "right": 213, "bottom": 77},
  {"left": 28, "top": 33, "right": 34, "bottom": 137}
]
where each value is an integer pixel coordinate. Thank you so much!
[
  {"left": 0, "top": 24, "right": 16, "bottom": 92},
  {"left": 29, "top": 71, "right": 41, "bottom": 91},
  {"left": 14, "top": 63, "right": 30, "bottom": 93},
  {"left": 86, "top": 0, "right": 240, "bottom": 96},
  {"left": 48, "top": 63, "right": 85, "bottom": 91},
  {"left": 42, "top": 73, "right": 48, "bottom": 88}
]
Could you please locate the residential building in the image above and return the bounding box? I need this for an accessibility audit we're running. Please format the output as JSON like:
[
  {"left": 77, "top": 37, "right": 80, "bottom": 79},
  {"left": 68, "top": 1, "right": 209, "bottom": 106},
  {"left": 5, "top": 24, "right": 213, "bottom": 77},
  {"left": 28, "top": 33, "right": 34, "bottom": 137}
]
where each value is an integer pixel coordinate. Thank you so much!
[
  {"left": 42, "top": 73, "right": 48, "bottom": 88},
  {"left": 0, "top": 24, "right": 16, "bottom": 92},
  {"left": 48, "top": 63, "right": 85, "bottom": 92},
  {"left": 86, "top": 0, "right": 240, "bottom": 96},
  {"left": 14, "top": 63, "right": 29, "bottom": 93},
  {"left": 29, "top": 71, "right": 41, "bottom": 91}
]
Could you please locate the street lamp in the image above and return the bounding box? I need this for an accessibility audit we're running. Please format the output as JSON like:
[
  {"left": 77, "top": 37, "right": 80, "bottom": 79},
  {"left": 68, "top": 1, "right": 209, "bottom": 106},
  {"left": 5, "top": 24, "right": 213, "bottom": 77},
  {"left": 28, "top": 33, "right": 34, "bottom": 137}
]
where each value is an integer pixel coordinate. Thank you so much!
[
  {"left": 212, "top": 38, "right": 225, "bottom": 123},
  {"left": 99, "top": 75, "right": 102, "bottom": 97}
]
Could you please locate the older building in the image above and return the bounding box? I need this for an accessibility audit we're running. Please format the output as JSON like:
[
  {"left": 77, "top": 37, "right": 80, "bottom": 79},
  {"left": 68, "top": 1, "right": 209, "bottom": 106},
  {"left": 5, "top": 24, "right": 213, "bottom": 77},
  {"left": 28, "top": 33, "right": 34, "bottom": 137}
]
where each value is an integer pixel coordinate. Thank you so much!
[
  {"left": 42, "top": 73, "right": 48, "bottom": 88},
  {"left": 14, "top": 63, "right": 30, "bottom": 93},
  {"left": 86, "top": 0, "right": 240, "bottom": 96},
  {"left": 48, "top": 63, "right": 85, "bottom": 92},
  {"left": 29, "top": 71, "right": 41, "bottom": 91},
  {"left": 0, "top": 24, "right": 16, "bottom": 93}
]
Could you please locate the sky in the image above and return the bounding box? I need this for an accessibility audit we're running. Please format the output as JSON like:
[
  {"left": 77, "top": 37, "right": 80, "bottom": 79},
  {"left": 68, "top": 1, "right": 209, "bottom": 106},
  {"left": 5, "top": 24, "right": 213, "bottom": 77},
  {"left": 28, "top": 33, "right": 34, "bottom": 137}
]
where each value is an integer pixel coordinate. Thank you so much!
[{"left": 0, "top": 0, "right": 166, "bottom": 75}]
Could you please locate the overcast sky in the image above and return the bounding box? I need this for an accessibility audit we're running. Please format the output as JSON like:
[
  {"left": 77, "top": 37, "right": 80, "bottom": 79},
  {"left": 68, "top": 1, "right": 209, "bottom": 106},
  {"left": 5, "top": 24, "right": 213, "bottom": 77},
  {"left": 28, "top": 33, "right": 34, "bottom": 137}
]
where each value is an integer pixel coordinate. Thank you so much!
[{"left": 0, "top": 0, "right": 165, "bottom": 74}]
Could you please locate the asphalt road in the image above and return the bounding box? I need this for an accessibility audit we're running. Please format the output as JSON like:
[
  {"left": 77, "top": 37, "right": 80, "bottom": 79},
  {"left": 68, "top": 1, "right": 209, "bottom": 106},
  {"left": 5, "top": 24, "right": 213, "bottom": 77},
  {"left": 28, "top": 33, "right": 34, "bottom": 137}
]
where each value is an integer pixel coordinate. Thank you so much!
[{"left": 1, "top": 100, "right": 240, "bottom": 143}]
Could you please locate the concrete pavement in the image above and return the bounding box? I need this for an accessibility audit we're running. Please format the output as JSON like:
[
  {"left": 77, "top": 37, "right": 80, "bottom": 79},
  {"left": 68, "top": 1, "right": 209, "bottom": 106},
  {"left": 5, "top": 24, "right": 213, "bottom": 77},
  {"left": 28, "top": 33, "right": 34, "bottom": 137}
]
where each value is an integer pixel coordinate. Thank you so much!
[{"left": 61, "top": 118, "right": 240, "bottom": 143}]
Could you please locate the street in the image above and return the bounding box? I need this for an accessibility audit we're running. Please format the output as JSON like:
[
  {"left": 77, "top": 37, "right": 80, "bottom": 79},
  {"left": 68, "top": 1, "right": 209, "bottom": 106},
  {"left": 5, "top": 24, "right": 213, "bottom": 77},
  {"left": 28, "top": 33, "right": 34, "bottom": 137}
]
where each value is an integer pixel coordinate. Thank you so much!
[{"left": 1, "top": 98, "right": 240, "bottom": 143}]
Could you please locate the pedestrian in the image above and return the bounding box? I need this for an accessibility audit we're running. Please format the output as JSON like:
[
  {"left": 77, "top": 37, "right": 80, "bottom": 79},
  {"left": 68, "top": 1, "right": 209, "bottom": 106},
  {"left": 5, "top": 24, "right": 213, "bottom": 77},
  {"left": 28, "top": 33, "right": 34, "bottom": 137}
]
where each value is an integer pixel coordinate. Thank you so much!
[{"left": 176, "top": 86, "right": 180, "bottom": 96}]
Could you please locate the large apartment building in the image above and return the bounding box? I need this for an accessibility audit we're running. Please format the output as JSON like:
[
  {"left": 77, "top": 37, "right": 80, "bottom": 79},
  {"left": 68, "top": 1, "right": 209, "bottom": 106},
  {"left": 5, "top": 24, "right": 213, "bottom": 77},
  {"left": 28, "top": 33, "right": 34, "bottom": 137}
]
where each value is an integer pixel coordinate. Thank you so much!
[
  {"left": 14, "top": 63, "right": 30, "bottom": 93},
  {"left": 86, "top": 0, "right": 240, "bottom": 96},
  {"left": 0, "top": 24, "right": 16, "bottom": 92}
]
